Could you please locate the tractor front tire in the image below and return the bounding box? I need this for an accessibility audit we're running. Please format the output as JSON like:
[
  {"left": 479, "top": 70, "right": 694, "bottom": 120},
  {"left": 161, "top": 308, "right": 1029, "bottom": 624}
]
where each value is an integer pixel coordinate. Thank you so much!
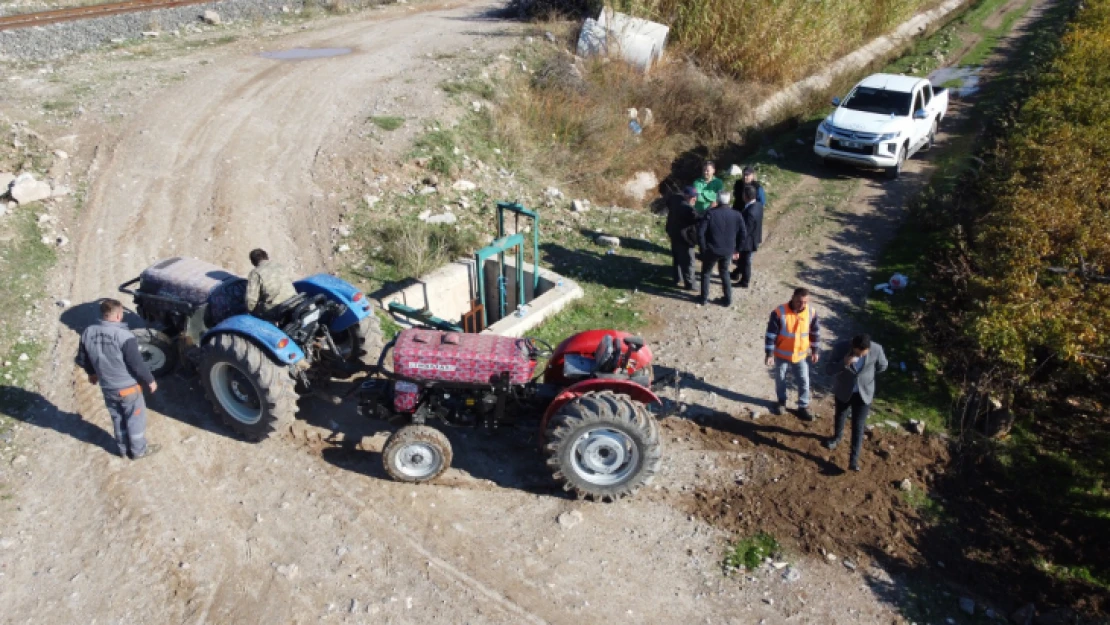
[
  {"left": 383, "top": 425, "right": 453, "bottom": 483},
  {"left": 133, "top": 328, "right": 177, "bottom": 378},
  {"left": 545, "top": 391, "right": 662, "bottom": 501},
  {"left": 200, "top": 333, "right": 298, "bottom": 441}
]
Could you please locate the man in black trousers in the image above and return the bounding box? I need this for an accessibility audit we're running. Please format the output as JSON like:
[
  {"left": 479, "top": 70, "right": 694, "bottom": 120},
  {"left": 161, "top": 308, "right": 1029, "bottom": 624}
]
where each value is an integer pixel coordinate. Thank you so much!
[
  {"left": 824, "top": 333, "right": 889, "bottom": 471},
  {"left": 666, "top": 186, "right": 699, "bottom": 290},
  {"left": 733, "top": 184, "right": 764, "bottom": 288},
  {"left": 696, "top": 190, "right": 747, "bottom": 306}
]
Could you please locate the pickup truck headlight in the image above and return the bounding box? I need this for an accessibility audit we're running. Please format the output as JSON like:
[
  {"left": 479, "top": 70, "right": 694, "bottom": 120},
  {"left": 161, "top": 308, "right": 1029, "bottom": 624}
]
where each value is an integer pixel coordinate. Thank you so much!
[
  {"left": 819, "top": 121, "right": 833, "bottom": 133},
  {"left": 879, "top": 131, "right": 901, "bottom": 141}
]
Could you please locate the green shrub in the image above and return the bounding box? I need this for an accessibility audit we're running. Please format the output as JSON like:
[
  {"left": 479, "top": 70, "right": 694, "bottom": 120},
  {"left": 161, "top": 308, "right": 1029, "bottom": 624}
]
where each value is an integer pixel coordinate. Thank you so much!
[
  {"left": 370, "top": 220, "right": 479, "bottom": 279},
  {"left": 724, "top": 532, "right": 781, "bottom": 570}
]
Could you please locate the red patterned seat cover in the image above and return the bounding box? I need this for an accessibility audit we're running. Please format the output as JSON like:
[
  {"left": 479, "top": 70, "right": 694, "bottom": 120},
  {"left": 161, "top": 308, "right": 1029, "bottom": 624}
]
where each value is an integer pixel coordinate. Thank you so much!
[{"left": 393, "top": 329, "right": 537, "bottom": 385}]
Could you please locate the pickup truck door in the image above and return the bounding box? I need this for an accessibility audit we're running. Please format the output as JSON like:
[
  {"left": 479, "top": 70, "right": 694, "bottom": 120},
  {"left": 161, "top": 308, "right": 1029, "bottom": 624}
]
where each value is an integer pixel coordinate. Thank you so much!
[{"left": 911, "top": 86, "right": 932, "bottom": 149}]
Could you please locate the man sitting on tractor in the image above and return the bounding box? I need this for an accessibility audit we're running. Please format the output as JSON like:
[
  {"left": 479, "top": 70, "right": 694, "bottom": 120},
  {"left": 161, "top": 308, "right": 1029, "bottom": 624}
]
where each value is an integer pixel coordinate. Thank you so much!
[{"left": 245, "top": 248, "right": 298, "bottom": 318}]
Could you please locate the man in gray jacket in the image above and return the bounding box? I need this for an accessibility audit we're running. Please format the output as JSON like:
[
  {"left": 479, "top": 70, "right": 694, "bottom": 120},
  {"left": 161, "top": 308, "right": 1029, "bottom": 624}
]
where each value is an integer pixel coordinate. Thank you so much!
[
  {"left": 76, "top": 299, "right": 159, "bottom": 459},
  {"left": 823, "top": 334, "right": 887, "bottom": 471}
]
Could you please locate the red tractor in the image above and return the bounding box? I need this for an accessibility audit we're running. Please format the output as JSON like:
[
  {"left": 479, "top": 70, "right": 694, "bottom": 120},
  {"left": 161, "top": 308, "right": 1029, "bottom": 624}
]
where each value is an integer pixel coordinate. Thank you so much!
[{"left": 358, "top": 328, "right": 662, "bottom": 500}]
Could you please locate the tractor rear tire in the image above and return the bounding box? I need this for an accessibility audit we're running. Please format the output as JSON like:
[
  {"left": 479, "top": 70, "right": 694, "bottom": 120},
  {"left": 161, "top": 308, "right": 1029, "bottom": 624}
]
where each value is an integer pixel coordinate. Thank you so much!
[
  {"left": 333, "top": 312, "right": 384, "bottom": 377},
  {"left": 383, "top": 425, "right": 453, "bottom": 483},
  {"left": 200, "top": 333, "right": 298, "bottom": 441},
  {"left": 545, "top": 390, "right": 662, "bottom": 501},
  {"left": 133, "top": 328, "right": 177, "bottom": 378}
]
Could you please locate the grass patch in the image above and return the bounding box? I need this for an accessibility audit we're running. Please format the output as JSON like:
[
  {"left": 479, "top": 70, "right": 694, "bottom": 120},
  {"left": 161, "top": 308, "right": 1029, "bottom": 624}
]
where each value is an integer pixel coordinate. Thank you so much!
[
  {"left": 901, "top": 487, "right": 947, "bottom": 524},
  {"left": 0, "top": 211, "right": 57, "bottom": 356},
  {"left": 441, "top": 78, "right": 495, "bottom": 101},
  {"left": 958, "top": 0, "right": 1038, "bottom": 65},
  {"left": 723, "top": 532, "right": 782, "bottom": 571},
  {"left": 369, "top": 116, "right": 405, "bottom": 131}
]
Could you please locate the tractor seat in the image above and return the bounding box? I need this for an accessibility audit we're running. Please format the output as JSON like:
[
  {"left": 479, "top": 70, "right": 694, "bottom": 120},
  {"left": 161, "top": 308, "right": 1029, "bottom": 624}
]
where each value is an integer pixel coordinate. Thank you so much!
[
  {"left": 258, "top": 293, "right": 308, "bottom": 324},
  {"left": 562, "top": 335, "right": 623, "bottom": 379}
]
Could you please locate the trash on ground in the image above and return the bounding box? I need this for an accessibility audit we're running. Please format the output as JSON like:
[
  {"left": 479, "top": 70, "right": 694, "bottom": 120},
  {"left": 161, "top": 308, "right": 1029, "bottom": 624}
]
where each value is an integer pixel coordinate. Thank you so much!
[{"left": 576, "top": 9, "right": 669, "bottom": 72}]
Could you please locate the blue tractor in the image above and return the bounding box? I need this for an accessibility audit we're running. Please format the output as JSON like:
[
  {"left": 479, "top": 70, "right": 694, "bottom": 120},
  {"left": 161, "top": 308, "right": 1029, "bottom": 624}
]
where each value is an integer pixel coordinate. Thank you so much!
[{"left": 119, "top": 257, "right": 381, "bottom": 440}]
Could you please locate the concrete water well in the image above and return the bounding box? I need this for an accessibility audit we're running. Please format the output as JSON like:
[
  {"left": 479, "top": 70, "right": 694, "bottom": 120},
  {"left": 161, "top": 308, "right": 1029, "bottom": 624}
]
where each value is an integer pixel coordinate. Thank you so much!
[{"left": 376, "top": 202, "right": 583, "bottom": 337}]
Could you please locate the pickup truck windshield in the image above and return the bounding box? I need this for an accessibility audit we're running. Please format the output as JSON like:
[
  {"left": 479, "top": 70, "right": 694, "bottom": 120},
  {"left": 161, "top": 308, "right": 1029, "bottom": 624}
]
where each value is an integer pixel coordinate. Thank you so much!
[{"left": 842, "top": 87, "right": 913, "bottom": 116}]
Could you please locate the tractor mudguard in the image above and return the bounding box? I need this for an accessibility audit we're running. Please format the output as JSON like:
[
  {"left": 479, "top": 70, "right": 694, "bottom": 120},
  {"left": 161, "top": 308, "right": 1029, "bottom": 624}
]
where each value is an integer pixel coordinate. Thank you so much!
[
  {"left": 294, "top": 274, "right": 371, "bottom": 334},
  {"left": 543, "top": 329, "right": 654, "bottom": 386},
  {"left": 539, "top": 378, "right": 661, "bottom": 435},
  {"left": 203, "top": 315, "right": 305, "bottom": 365}
]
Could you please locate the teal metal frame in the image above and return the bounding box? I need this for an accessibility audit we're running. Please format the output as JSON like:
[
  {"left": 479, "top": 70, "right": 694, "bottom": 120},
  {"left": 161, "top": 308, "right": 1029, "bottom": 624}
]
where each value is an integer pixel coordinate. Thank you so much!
[
  {"left": 475, "top": 202, "right": 541, "bottom": 328},
  {"left": 387, "top": 302, "right": 463, "bottom": 333}
]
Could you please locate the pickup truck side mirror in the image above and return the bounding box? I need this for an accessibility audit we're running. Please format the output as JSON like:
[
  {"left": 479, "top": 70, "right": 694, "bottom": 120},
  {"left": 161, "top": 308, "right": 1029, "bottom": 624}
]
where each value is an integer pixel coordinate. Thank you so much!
[
  {"left": 914, "top": 109, "right": 928, "bottom": 120},
  {"left": 831, "top": 96, "right": 841, "bottom": 107}
]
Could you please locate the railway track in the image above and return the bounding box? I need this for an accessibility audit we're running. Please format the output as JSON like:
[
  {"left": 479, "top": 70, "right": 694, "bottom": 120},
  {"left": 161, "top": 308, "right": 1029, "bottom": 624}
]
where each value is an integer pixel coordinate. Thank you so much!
[{"left": 0, "top": 0, "right": 212, "bottom": 31}]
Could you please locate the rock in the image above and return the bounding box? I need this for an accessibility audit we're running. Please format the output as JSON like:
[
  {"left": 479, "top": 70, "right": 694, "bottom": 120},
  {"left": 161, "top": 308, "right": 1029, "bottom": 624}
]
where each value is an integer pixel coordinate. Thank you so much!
[
  {"left": 762, "top": 598, "right": 774, "bottom": 605},
  {"left": 1034, "top": 608, "right": 1078, "bottom": 625},
  {"left": 422, "top": 174, "right": 439, "bottom": 187},
  {"left": 336, "top": 244, "right": 350, "bottom": 253},
  {"left": 335, "top": 225, "right": 351, "bottom": 238},
  {"left": 596, "top": 235, "right": 620, "bottom": 248},
  {"left": 471, "top": 101, "right": 482, "bottom": 112},
  {"left": 0, "top": 172, "right": 15, "bottom": 193},
  {"left": 782, "top": 567, "right": 801, "bottom": 582},
  {"left": 729, "top": 164, "right": 743, "bottom": 176},
  {"left": 425, "top": 213, "right": 457, "bottom": 225},
  {"left": 641, "top": 108, "right": 654, "bottom": 128},
  {"left": 10, "top": 174, "right": 52, "bottom": 205},
  {"left": 622, "top": 170, "right": 658, "bottom": 202},
  {"left": 843, "top": 559, "right": 857, "bottom": 571},
  {"left": 898, "top": 479, "right": 913, "bottom": 492},
  {"left": 56, "top": 299, "right": 70, "bottom": 308},
  {"left": 1011, "top": 604, "right": 1036, "bottom": 625},
  {"left": 419, "top": 186, "right": 438, "bottom": 196},
  {"left": 56, "top": 235, "right": 69, "bottom": 247},
  {"left": 557, "top": 510, "right": 583, "bottom": 529},
  {"left": 544, "top": 186, "right": 563, "bottom": 199},
  {"left": 544, "top": 31, "right": 556, "bottom": 42},
  {"left": 141, "top": 31, "right": 160, "bottom": 38},
  {"left": 349, "top": 599, "right": 359, "bottom": 613},
  {"left": 202, "top": 9, "right": 221, "bottom": 24},
  {"left": 825, "top": 553, "right": 838, "bottom": 562},
  {"left": 571, "top": 199, "right": 590, "bottom": 213},
  {"left": 627, "top": 108, "right": 638, "bottom": 120},
  {"left": 452, "top": 180, "right": 477, "bottom": 192},
  {"left": 53, "top": 149, "right": 69, "bottom": 160},
  {"left": 959, "top": 597, "right": 975, "bottom": 616},
  {"left": 909, "top": 419, "right": 926, "bottom": 435},
  {"left": 18, "top": 353, "right": 29, "bottom": 361}
]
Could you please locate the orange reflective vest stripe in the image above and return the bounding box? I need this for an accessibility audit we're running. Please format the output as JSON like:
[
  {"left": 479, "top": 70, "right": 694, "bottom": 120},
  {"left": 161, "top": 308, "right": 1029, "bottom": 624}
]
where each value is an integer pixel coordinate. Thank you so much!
[{"left": 773, "top": 304, "right": 812, "bottom": 363}]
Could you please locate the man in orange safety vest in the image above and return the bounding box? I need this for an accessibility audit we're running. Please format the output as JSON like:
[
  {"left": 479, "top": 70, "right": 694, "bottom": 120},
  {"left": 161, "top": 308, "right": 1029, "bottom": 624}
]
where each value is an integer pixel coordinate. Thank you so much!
[{"left": 765, "top": 287, "right": 822, "bottom": 420}]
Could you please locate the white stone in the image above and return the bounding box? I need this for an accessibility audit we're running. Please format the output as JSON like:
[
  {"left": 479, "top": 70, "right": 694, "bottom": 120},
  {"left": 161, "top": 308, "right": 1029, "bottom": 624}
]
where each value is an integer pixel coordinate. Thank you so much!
[
  {"left": 471, "top": 101, "right": 482, "bottom": 112},
  {"left": 557, "top": 510, "right": 583, "bottom": 529},
  {"left": 364, "top": 195, "right": 380, "bottom": 207},
  {"left": 53, "top": 149, "right": 68, "bottom": 160},
  {"left": 622, "top": 170, "right": 658, "bottom": 202},
  {"left": 596, "top": 235, "right": 620, "bottom": 248},
  {"left": 18, "top": 353, "right": 29, "bottom": 361},
  {"left": 419, "top": 186, "right": 438, "bottom": 196},
  {"left": 10, "top": 174, "right": 52, "bottom": 205},
  {"left": 452, "top": 180, "right": 477, "bottom": 192},
  {"left": 56, "top": 299, "right": 71, "bottom": 308},
  {"left": 56, "top": 235, "right": 69, "bottom": 247},
  {"left": 425, "top": 213, "right": 457, "bottom": 225},
  {"left": 544, "top": 186, "right": 563, "bottom": 199},
  {"left": 141, "top": 31, "right": 160, "bottom": 38},
  {"left": 899, "top": 478, "right": 913, "bottom": 492},
  {"left": 202, "top": 10, "right": 221, "bottom": 25},
  {"left": 571, "top": 199, "right": 590, "bottom": 213}
]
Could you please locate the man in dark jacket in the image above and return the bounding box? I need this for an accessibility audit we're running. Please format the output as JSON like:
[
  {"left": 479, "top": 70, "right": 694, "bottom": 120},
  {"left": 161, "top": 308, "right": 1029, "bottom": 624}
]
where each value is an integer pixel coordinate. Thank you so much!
[
  {"left": 823, "top": 333, "right": 888, "bottom": 471},
  {"left": 665, "top": 186, "right": 699, "bottom": 290},
  {"left": 76, "top": 299, "right": 159, "bottom": 459},
  {"left": 732, "top": 166, "right": 766, "bottom": 206},
  {"left": 696, "top": 191, "right": 747, "bottom": 306},
  {"left": 733, "top": 184, "right": 765, "bottom": 288}
]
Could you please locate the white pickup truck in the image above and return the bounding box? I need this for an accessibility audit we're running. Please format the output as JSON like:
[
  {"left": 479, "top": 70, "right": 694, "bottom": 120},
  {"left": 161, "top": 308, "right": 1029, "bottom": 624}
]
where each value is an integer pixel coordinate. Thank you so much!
[{"left": 813, "top": 73, "right": 948, "bottom": 179}]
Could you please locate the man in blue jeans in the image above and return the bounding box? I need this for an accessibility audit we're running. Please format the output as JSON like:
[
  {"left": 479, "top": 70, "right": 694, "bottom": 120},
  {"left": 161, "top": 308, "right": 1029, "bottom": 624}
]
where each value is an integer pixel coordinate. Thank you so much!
[
  {"left": 824, "top": 333, "right": 888, "bottom": 471},
  {"left": 765, "top": 288, "right": 821, "bottom": 420}
]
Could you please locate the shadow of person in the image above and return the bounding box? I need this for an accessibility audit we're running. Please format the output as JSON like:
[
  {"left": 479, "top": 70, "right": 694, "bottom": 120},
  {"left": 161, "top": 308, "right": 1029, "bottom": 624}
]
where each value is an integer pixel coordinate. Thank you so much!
[
  {"left": 59, "top": 300, "right": 146, "bottom": 337},
  {"left": 0, "top": 385, "right": 119, "bottom": 456},
  {"left": 652, "top": 365, "right": 780, "bottom": 410}
]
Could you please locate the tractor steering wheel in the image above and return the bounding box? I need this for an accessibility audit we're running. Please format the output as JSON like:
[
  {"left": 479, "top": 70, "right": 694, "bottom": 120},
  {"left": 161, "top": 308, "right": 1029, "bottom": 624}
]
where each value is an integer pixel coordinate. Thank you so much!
[{"left": 525, "top": 337, "right": 554, "bottom": 359}]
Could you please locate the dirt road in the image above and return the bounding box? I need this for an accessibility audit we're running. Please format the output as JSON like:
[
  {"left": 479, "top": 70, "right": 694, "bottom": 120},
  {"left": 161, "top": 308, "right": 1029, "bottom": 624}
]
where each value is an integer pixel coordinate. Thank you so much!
[{"left": 0, "top": 0, "right": 1047, "bottom": 623}]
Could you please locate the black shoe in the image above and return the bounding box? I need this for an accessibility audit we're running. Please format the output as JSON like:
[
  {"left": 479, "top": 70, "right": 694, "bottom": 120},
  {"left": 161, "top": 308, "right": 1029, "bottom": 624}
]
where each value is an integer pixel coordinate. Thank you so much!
[
  {"left": 823, "top": 438, "right": 839, "bottom": 450},
  {"left": 132, "top": 444, "right": 162, "bottom": 460},
  {"left": 797, "top": 407, "right": 815, "bottom": 421},
  {"left": 696, "top": 298, "right": 708, "bottom": 306},
  {"left": 772, "top": 403, "right": 785, "bottom": 416},
  {"left": 849, "top": 461, "right": 861, "bottom": 472},
  {"left": 682, "top": 282, "right": 695, "bottom": 291},
  {"left": 714, "top": 296, "right": 732, "bottom": 307},
  {"left": 738, "top": 282, "right": 750, "bottom": 289}
]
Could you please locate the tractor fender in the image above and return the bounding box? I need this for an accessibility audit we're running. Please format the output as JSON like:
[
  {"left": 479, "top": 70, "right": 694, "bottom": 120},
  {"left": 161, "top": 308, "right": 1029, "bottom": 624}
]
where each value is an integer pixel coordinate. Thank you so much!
[
  {"left": 539, "top": 378, "right": 661, "bottom": 435},
  {"left": 294, "top": 274, "right": 371, "bottom": 334},
  {"left": 202, "top": 315, "right": 305, "bottom": 365}
]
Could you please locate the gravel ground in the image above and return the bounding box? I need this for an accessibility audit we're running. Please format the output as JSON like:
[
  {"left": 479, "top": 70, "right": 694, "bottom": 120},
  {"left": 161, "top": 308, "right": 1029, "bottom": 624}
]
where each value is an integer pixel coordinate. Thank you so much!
[{"left": 0, "top": 0, "right": 390, "bottom": 61}]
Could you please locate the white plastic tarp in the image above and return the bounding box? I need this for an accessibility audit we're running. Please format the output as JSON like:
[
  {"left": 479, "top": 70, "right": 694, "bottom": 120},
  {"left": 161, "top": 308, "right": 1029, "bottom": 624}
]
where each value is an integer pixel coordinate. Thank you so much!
[{"left": 575, "top": 8, "right": 669, "bottom": 71}]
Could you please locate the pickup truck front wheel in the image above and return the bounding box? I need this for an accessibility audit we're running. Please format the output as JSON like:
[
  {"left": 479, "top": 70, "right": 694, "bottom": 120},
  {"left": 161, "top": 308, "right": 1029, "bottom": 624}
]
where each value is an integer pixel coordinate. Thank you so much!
[{"left": 885, "top": 147, "right": 906, "bottom": 180}]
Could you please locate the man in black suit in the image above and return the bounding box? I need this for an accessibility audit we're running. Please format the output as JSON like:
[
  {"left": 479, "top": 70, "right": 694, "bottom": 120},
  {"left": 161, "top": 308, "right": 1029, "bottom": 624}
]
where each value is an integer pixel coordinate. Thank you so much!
[
  {"left": 823, "top": 334, "right": 889, "bottom": 471},
  {"left": 665, "top": 186, "right": 699, "bottom": 290},
  {"left": 696, "top": 190, "right": 747, "bottom": 306},
  {"left": 733, "top": 184, "right": 764, "bottom": 288}
]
